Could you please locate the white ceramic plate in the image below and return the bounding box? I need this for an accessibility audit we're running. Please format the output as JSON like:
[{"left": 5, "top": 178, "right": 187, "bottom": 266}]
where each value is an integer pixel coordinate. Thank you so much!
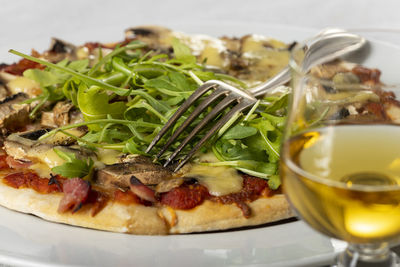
[
  {"left": 0, "top": 205, "right": 346, "bottom": 267},
  {"left": 6, "top": 21, "right": 400, "bottom": 267}
]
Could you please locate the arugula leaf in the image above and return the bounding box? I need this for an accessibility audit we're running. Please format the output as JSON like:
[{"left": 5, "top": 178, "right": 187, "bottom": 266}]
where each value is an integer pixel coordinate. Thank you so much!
[
  {"left": 260, "top": 113, "right": 286, "bottom": 130},
  {"left": 168, "top": 72, "right": 196, "bottom": 90},
  {"left": 82, "top": 128, "right": 132, "bottom": 144},
  {"left": 213, "top": 139, "right": 254, "bottom": 161},
  {"left": 172, "top": 38, "right": 196, "bottom": 64},
  {"left": 24, "top": 69, "right": 62, "bottom": 87},
  {"left": 89, "top": 41, "right": 146, "bottom": 75},
  {"left": 67, "top": 59, "right": 89, "bottom": 73},
  {"left": 9, "top": 49, "right": 131, "bottom": 96},
  {"left": 144, "top": 72, "right": 197, "bottom": 98},
  {"left": 123, "top": 139, "right": 148, "bottom": 155},
  {"left": 51, "top": 148, "right": 94, "bottom": 179},
  {"left": 77, "top": 84, "right": 127, "bottom": 122},
  {"left": 62, "top": 78, "right": 80, "bottom": 106},
  {"left": 145, "top": 77, "right": 188, "bottom": 96},
  {"left": 263, "top": 91, "right": 289, "bottom": 114},
  {"left": 191, "top": 70, "right": 216, "bottom": 82},
  {"left": 211, "top": 96, "right": 287, "bottom": 185},
  {"left": 250, "top": 118, "right": 282, "bottom": 163},
  {"left": 267, "top": 175, "right": 281, "bottom": 190},
  {"left": 221, "top": 125, "right": 257, "bottom": 140},
  {"left": 203, "top": 159, "right": 276, "bottom": 175},
  {"left": 24, "top": 59, "right": 89, "bottom": 88}
]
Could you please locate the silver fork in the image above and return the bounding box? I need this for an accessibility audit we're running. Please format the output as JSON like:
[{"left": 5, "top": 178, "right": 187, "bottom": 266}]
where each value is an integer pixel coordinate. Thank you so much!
[{"left": 146, "top": 28, "right": 366, "bottom": 171}]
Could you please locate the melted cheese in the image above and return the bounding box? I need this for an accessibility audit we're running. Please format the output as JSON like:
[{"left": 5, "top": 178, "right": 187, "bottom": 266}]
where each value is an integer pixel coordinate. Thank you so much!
[
  {"left": 199, "top": 45, "right": 226, "bottom": 68},
  {"left": 29, "top": 148, "right": 65, "bottom": 177},
  {"left": 28, "top": 145, "right": 122, "bottom": 177},
  {"left": 171, "top": 32, "right": 229, "bottom": 68},
  {"left": 35, "top": 149, "right": 65, "bottom": 168},
  {"left": 29, "top": 163, "right": 51, "bottom": 178},
  {"left": 239, "top": 35, "right": 290, "bottom": 81},
  {"left": 172, "top": 32, "right": 226, "bottom": 55},
  {"left": 96, "top": 148, "right": 123, "bottom": 165},
  {"left": 185, "top": 165, "right": 243, "bottom": 196},
  {"left": 7, "top": 76, "right": 42, "bottom": 97}
]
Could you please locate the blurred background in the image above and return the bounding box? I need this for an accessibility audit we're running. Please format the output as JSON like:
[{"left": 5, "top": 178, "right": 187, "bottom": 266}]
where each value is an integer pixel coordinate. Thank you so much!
[{"left": 1, "top": 0, "right": 400, "bottom": 63}]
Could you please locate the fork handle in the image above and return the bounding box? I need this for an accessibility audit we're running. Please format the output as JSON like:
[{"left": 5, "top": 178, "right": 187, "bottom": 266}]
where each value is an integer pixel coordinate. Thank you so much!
[{"left": 248, "top": 67, "right": 291, "bottom": 98}]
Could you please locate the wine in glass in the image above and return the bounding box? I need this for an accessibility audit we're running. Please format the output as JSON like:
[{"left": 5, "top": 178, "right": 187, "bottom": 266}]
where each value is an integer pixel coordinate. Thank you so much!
[{"left": 281, "top": 35, "right": 400, "bottom": 266}]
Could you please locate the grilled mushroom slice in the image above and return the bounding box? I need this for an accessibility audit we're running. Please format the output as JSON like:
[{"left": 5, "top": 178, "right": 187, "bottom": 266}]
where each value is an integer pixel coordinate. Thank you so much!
[
  {"left": 125, "top": 26, "right": 173, "bottom": 52},
  {"left": 42, "top": 38, "right": 78, "bottom": 62},
  {"left": 96, "top": 156, "right": 173, "bottom": 190},
  {"left": 0, "top": 93, "right": 30, "bottom": 134},
  {"left": 4, "top": 129, "right": 94, "bottom": 177}
]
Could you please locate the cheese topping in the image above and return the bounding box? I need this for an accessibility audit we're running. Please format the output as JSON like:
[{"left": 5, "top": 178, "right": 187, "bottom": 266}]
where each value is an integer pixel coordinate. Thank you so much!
[
  {"left": 7, "top": 76, "right": 42, "bottom": 97},
  {"left": 28, "top": 146, "right": 122, "bottom": 177},
  {"left": 185, "top": 165, "right": 243, "bottom": 196},
  {"left": 199, "top": 45, "right": 226, "bottom": 68},
  {"left": 35, "top": 149, "right": 65, "bottom": 168},
  {"left": 172, "top": 32, "right": 228, "bottom": 68},
  {"left": 96, "top": 148, "right": 123, "bottom": 165},
  {"left": 29, "top": 148, "right": 65, "bottom": 177}
]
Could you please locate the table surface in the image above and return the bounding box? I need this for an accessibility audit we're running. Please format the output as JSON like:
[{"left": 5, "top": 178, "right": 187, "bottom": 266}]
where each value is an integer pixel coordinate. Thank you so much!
[{"left": 1, "top": 1, "right": 400, "bottom": 266}]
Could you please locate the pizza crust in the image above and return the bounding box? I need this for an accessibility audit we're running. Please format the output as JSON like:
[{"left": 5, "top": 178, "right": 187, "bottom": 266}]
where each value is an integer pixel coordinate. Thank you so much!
[
  {"left": 0, "top": 178, "right": 169, "bottom": 234},
  {"left": 159, "top": 196, "right": 293, "bottom": 234},
  {"left": 0, "top": 177, "right": 293, "bottom": 235}
]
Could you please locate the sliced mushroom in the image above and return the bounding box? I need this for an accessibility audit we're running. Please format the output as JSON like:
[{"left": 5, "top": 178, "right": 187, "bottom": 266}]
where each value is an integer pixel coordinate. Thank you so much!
[
  {"left": 0, "top": 70, "right": 17, "bottom": 84},
  {"left": 40, "top": 112, "right": 57, "bottom": 128},
  {"left": 0, "top": 93, "right": 30, "bottom": 135},
  {"left": 96, "top": 156, "right": 173, "bottom": 190},
  {"left": 311, "top": 60, "right": 353, "bottom": 79},
  {"left": 53, "top": 101, "right": 74, "bottom": 126},
  {"left": 42, "top": 38, "right": 78, "bottom": 62},
  {"left": 125, "top": 25, "right": 173, "bottom": 51},
  {"left": 4, "top": 129, "right": 95, "bottom": 177},
  {"left": 4, "top": 129, "right": 89, "bottom": 159},
  {"left": 41, "top": 101, "right": 83, "bottom": 128},
  {"left": 0, "top": 80, "right": 9, "bottom": 100}
]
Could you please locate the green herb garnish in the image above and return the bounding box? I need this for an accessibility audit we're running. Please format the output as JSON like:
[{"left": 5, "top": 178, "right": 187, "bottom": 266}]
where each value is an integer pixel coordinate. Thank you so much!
[{"left": 51, "top": 148, "right": 94, "bottom": 179}]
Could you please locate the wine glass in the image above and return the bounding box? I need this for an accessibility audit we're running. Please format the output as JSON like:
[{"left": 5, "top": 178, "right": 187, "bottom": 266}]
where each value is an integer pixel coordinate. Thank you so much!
[{"left": 281, "top": 34, "right": 400, "bottom": 266}]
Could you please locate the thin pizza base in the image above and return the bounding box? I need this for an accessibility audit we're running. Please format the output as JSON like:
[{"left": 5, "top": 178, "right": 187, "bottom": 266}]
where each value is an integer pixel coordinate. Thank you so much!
[{"left": 0, "top": 177, "right": 293, "bottom": 235}]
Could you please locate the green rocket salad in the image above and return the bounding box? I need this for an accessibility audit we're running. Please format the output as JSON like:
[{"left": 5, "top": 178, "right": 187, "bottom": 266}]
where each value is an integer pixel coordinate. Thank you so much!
[{"left": 9, "top": 38, "right": 288, "bottom": 189}]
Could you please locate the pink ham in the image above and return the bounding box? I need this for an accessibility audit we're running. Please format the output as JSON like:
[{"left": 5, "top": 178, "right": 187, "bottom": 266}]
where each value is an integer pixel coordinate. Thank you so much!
[
  {"left": 130, "top": 176, "right": 156, "bottom": 202},
  {"left": 58, "top": 178, "right": 90, "bottom": 213}
]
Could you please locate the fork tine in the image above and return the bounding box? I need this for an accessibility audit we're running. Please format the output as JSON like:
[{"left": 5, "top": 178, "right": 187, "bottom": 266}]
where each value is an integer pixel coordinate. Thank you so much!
[
  {"left": 156, "top": 88, "right": 230, "bottom": 158},
  {"left": 145, "top": 82, "right": 218, "bottom": 153},
  {"left": 163, "top": 95, "right": 239, "bottom": 167},
  {"left": 174, "top": 100, "right": 254, "bottom": 171}
]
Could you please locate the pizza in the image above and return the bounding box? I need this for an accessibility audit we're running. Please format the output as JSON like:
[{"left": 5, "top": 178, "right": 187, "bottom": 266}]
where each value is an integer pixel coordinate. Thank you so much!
[{"left": 0, "top": 26, "right": 394, "bottom": 235}]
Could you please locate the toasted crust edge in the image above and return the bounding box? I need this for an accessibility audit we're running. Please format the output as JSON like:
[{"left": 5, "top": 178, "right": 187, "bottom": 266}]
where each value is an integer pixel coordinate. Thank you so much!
[{"left": 0, "top": 177, "right": 293, "bottom": 235}]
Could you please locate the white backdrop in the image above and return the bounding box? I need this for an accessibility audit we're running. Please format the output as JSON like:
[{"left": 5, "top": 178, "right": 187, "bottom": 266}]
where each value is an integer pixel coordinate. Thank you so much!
[{"left": 1, "top": 0, "right": 400, "bottom": 63}]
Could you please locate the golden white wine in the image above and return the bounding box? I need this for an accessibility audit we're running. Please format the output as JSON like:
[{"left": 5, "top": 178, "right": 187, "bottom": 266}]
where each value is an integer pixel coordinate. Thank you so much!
[{"left": 281, "top": 125, "right": 400, "bottom": 244}]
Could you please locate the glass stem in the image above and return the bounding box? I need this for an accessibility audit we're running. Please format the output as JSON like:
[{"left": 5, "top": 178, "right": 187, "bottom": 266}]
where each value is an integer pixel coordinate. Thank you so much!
[{"left": 337, "top": 243, "right": 399, "bottom": 267}]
